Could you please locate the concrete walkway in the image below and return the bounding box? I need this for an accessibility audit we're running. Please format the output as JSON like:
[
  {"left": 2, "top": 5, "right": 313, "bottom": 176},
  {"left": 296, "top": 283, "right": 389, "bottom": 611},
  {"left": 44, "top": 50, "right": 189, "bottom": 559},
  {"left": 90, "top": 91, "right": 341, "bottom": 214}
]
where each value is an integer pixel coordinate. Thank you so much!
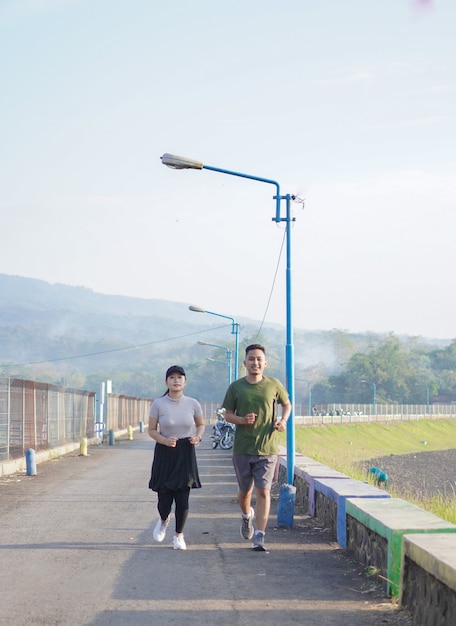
[{"left": 0, "top": 431, "right": 412, "bottom": 625}]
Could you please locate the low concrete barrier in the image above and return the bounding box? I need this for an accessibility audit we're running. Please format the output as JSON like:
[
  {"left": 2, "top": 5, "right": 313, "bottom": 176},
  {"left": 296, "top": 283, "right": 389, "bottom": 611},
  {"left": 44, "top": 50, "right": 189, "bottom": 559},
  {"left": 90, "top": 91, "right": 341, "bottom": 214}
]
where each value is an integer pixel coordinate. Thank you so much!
[
  {"left": 295, "top": 463, "right": 349, "bottom": 515},
  {"left": 0, "top": 440, "right": 86, "bottom": 477},
  {"left": 400, "top": 533, "right": 456, "bottom": 626},
  {"left": 0, "top": 427, "right": 136, "bottom": 477},
  {"left": 278, "top": 453, "right": 456, "bottom": 622},
  {"left": 346, "top": 497, "right": 456, "bottom": 596},
  {"left": 314, "top": 477, "right": 391, "bottom": 547}
]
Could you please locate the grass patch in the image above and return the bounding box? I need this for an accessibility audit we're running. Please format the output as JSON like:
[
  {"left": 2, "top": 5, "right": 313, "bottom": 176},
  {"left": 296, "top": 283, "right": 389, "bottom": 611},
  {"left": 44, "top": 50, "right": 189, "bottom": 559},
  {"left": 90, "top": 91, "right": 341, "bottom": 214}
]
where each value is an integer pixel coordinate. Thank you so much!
[
  {"left": 293, "top": 419, "right": 456, "bottom": 465},
  {"left": 286, "top": 419, "right": 456, "bottom": 523}
]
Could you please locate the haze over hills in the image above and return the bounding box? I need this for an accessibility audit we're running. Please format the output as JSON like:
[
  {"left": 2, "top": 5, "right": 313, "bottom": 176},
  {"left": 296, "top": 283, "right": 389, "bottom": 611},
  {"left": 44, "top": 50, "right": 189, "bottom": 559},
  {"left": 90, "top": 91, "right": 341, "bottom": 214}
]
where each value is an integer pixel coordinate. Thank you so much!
[
  {"left": 0, "top": 274, "right": 450, "bottom": 400},
  {"left": 0, "top": 273, "right": 200, "bottom": 321},
  {"left": 0, "top": 274, "right": 288, "bottom": 394}
]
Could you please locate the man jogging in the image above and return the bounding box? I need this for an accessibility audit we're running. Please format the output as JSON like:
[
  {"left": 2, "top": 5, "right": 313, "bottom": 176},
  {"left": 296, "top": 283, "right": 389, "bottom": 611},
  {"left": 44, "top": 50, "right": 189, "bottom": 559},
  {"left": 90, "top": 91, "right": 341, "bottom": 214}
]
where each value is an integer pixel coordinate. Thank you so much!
[{"left": 222, "top": 344, "right": 291, "bottom": 552}]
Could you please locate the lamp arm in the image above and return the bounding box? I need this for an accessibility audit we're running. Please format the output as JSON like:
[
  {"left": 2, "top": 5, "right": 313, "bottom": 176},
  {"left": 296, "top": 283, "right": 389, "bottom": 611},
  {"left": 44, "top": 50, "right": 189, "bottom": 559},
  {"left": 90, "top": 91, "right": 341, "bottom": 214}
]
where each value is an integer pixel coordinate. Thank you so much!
[{"left": 203, "top": 165, "right": 281, "bottom": 222}]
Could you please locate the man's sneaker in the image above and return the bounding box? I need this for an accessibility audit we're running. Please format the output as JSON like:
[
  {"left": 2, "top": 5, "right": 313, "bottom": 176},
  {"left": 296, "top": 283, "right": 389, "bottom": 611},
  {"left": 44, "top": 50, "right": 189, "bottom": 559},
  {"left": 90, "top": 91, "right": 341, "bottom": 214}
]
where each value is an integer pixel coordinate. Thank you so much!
[
  {"left": 153, "top": 517, "right": 170, "bottom": 542},
  {"left": 252, "top": 531, "right": 267, "bottom": 552},
  {"left": 240, "top": 507, "right": 255, "bottom": 540},
  {"left": 173, "top": 534, "right": 187, "bottom": 550}
]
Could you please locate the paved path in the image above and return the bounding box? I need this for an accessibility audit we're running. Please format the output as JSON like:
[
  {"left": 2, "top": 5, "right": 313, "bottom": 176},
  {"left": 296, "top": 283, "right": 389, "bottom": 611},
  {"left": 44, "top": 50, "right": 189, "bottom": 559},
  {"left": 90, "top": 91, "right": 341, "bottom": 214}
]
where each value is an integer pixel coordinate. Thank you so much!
[{"left": 0, "top": 432, "right": 413, "bottom": 625}]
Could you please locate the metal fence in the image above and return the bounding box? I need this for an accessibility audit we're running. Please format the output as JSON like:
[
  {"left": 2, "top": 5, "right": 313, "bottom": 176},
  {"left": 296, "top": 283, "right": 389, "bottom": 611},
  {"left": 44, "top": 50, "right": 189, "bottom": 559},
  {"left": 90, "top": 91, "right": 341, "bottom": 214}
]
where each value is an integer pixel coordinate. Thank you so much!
[
  {"left": 293, "top": 402, "right": 456, "bottom": 421},
  {"left": 0, "top": 378, "right": 96, "bottom": 462},
  {"left": 2, "top": 376, "right": 456, "bottom": 464},
  {"left": 104, "top": 393, "right": 154, "bottom": 433},
  {"left": 0, "top": 378, "right": 219, "bottom": 464},
  {"left": 202, "top": 402, "right": 456, "bottom": 423}
]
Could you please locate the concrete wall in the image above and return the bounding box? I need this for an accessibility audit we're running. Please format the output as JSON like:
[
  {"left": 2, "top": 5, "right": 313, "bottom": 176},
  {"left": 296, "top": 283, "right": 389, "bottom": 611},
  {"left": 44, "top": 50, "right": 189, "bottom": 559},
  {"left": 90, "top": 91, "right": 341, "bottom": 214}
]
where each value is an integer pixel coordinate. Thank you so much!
[{"left": 278, "top": 454, "right": 456, "bottom": 625}]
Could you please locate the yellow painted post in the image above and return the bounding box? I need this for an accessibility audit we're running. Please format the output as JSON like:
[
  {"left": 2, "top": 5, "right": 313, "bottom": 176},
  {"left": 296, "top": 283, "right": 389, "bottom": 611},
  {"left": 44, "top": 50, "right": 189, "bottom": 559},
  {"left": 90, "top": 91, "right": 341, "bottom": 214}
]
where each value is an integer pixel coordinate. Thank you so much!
[
  {"left": 128, "top": 425, "right": 133, "bottom": 440},
  {"left": 80, "top": 437, "right": 88, "bottom": 456}
]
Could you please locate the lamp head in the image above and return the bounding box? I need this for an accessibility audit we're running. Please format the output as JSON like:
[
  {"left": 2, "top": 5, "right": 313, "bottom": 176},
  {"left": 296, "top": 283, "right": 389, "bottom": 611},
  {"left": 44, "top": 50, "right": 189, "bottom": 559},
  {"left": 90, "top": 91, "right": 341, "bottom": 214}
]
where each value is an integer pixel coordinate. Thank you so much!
[
  {"left": 161, "top": 153, "right": 203, "bottom": 170},
  {"left": 189, "top": 305, "right": 206, "bottom": 313}
]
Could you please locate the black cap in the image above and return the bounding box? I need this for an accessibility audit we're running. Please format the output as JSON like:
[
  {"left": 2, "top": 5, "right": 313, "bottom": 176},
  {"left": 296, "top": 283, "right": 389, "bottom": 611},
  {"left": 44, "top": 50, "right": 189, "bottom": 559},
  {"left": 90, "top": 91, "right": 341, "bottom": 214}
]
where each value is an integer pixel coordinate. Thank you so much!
[{"left": 165, "top": 365, "right": 186, "bottom": 378}]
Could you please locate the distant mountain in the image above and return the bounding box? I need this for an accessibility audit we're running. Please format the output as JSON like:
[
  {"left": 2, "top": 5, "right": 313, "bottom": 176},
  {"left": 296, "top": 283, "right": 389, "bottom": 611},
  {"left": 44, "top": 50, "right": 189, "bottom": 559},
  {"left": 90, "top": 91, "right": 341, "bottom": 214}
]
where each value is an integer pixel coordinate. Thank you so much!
[
  {"left": 0, "top": 274, "right": 280, "bottom": 395},
  {"left": 0, "top": 274, "right": 449, "bottom": 399},
  {"left": 0, "top": 273, "right": 196, "bottom": 321}
]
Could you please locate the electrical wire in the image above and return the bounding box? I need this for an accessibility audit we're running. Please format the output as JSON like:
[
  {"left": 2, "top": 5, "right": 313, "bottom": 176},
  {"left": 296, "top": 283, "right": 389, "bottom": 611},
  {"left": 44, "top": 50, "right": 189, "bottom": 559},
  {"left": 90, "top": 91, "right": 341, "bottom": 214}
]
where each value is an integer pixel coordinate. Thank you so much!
[
  {"left": 254, "top": 225, "right": 286, "bottom": 339},
  {"left": 5, "top": 200, "right": 304, "bottom": 368},
  {"left": 254, "top": 195, "right": 304, "bottom": 338},
  {"left": 3, "top": 324, "right": 229, "bottom": 368}
]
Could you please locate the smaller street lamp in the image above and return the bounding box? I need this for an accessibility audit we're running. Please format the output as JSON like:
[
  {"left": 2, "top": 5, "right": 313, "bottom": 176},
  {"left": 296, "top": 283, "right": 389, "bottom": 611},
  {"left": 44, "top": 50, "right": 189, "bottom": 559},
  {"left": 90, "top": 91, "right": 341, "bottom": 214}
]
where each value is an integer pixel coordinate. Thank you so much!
[
  {"left": 207, "top": 357, "right": 231, "bottom": 380},
  {"left": 190, "top": 305, "right": 239, "bottom": 381},
  {"left": 198, "top": 341, "right": 233, "bottom": 386}
]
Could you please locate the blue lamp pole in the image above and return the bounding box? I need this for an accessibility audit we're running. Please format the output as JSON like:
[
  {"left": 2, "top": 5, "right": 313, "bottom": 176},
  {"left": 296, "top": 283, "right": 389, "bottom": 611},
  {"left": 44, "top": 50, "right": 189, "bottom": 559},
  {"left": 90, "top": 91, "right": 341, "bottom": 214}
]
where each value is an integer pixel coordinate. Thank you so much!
[
  {"left": 198, "top": 341, "right": 233, "bottom": 386},
  {"left": 190, "top": 306, "right": 239, "bottom": 382},
  {"left": 163, "top": 153, "right": 296, "bottom": 484},
  {"left": 361, "top": 380, "right": 377, "bottom": 415}
]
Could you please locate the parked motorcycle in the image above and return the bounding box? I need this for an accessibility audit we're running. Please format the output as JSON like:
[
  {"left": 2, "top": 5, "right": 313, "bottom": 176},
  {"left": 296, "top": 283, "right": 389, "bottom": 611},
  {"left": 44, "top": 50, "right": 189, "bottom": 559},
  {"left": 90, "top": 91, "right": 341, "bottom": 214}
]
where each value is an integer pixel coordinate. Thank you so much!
[{"left": 210, "top": 408, "right": 236, "bottom": 450}]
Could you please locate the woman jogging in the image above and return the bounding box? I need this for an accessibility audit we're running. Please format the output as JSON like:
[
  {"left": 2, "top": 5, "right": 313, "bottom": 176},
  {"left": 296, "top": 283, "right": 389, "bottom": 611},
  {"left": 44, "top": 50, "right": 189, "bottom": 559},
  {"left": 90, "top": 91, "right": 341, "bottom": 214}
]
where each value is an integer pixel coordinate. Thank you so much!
[{"left": 148, "top": 365, "right": 205, "bottom": 550}]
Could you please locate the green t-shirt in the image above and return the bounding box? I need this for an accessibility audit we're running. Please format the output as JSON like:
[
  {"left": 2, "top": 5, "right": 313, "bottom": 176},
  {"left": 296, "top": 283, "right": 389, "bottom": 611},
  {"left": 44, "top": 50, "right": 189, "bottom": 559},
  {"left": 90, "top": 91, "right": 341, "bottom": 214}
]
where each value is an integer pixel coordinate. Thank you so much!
[{"left": 222, "top": 376, "right": 289, "bottom": 456}]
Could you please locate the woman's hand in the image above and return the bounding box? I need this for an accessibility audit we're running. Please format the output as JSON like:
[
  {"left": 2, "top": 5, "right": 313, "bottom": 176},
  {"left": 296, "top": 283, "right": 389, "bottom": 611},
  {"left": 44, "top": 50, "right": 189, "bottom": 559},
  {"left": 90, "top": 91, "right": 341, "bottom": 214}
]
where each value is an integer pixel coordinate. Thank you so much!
[
  {"left": 165, "top": 436, "right": 178, "bottom": 447},
  {"left": 189, "top": 435, "right": 202, "bottom": 446}
]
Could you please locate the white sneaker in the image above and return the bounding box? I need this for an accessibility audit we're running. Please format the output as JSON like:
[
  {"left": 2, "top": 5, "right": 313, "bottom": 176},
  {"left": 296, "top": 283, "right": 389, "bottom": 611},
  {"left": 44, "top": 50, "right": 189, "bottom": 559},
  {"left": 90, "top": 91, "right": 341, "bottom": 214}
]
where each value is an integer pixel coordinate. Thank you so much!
[
  {"left": 173, "top": 534, "right": 187, "bottom": 550},
  {"left": 153, "top": 517, "right": 170, "bottom": 542}
]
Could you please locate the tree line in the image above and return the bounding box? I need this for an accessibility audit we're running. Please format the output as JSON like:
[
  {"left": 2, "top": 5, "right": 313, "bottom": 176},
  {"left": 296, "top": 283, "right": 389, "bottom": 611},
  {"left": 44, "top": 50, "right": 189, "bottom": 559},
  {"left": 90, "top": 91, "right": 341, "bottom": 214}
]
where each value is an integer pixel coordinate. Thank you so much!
[
  {"left": 83, "top": 333, "right": 456, "bottom": 406},
  {"left": 303, "top": 334, "right": 456, "bottom": 406},
  {"left": 3, "top": 323, "right": 455, "bottom": 407}
]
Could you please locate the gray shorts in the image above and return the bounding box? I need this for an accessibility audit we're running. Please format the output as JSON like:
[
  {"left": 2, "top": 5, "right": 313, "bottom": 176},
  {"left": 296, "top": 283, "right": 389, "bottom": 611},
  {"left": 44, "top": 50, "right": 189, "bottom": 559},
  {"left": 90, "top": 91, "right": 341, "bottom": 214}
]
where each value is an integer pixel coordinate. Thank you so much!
[{"left": 232, "top": 454, "right": 277, "bottom": 493}]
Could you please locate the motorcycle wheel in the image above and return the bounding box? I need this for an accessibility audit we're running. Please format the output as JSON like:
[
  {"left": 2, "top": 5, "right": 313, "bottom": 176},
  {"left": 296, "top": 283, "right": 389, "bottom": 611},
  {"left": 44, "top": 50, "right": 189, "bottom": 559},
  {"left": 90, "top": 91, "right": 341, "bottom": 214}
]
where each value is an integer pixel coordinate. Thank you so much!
[
  {"left": 219, "top": 429, "right": 234, "bottom": 450},
  {"left": 212, "top": 439, "right": 219, "bottom": 449}
]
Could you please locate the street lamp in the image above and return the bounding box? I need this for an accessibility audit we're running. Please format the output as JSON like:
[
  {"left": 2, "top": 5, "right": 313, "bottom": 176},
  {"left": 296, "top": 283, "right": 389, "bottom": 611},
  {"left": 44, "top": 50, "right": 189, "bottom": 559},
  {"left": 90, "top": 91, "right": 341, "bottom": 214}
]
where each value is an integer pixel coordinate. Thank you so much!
[
  {"left": 190, "top": 306, "right": 239, "bottom": 382},
  {"left": 361, "top": 380, "right": 377, "bottom": 414},
  {"left": 207, "top": 358, "right": 231, "bottom": 386},
  {"left": 415, "top": 383, "right": 430, "bottom": 414},
  {"left": 198, "top": 341, "right": 233, "bottom": 386},
  {"left": 164, "top": 153, "right": 296, "bottom": 485}
]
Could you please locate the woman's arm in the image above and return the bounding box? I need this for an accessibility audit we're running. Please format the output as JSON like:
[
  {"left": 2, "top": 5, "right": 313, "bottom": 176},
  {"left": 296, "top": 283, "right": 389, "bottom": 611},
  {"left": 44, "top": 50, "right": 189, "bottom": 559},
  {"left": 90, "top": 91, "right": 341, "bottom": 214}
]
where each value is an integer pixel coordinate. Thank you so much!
[
  {"left": 148, "top": 417, "right": 177, "bottom": 447},
  {"left": 189, "top": 415, "right": 205, "bottom": 445}
]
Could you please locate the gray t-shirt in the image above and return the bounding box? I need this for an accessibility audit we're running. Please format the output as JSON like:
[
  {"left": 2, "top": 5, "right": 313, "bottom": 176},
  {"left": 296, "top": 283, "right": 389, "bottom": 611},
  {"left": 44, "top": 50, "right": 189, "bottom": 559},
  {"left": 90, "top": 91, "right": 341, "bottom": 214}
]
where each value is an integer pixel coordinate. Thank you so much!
[{"left": 149, "top": 394, "right": 203, "bottom": 439}]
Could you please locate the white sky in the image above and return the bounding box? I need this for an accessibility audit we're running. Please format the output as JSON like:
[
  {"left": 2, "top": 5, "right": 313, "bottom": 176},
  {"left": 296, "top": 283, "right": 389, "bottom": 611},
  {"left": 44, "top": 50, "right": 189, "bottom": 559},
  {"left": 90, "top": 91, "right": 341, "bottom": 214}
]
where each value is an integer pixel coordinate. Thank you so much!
[{"left": 1, "top": 0, "right": 455, "bottom": 339}]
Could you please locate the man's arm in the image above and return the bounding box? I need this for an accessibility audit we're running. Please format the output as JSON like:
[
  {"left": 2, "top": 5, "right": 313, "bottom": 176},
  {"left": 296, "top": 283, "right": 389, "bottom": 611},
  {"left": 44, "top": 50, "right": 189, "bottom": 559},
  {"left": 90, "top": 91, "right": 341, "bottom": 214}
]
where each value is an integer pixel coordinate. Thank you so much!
[
  {"left": 274, "top": 399, "right": 292, "bottom": 432},
  {"left": 225, "top": 410, "right": 257, "bottom": 426}
]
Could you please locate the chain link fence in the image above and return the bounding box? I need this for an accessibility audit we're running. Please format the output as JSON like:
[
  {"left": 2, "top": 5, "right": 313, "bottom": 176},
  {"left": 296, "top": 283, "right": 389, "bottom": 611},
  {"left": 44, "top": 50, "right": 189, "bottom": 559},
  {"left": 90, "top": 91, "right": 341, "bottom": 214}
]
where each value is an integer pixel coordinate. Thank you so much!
[
  {"left": 2, "top": 377, "right": 456, "bottom": 464},
  {"left": 0, "top": 378, "right": 97, "bottom": 462}
]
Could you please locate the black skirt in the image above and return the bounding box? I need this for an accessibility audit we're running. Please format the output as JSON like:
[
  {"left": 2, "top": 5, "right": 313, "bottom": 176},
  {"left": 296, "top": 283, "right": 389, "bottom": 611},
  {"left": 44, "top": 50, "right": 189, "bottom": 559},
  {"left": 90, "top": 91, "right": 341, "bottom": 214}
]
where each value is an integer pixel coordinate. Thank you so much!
[{"left": 149, "top": 438, "right": 201, "bottom": 493}]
